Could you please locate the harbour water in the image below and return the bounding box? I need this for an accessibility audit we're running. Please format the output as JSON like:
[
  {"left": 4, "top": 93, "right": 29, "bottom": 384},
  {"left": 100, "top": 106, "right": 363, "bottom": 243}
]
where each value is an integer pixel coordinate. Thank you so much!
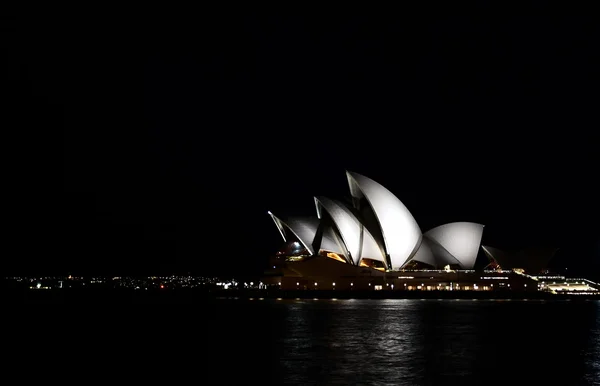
[{"left": 7, "top": 298, "right": 600, "bottom": 385}]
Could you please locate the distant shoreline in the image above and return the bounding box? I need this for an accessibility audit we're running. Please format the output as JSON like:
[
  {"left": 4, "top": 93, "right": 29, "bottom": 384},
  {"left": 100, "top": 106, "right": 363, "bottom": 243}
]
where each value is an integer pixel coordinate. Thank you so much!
[{"left": 4, "top": 287, "right": 600, "bottom": 302}]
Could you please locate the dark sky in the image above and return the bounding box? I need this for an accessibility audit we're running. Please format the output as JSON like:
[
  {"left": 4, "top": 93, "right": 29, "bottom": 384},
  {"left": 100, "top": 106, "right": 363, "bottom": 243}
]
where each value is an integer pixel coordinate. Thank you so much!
[{"left": 9, "top": 5, "right": 599, "bottom": 277}]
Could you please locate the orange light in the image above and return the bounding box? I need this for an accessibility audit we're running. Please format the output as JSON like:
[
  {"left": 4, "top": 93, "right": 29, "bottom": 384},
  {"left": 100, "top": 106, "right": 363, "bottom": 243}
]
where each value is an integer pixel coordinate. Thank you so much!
[
  {"left": 160, "top": 284, "right": 164, "bottom": 289},
  {"left": 326, "top": 252, "right": 346, "bottom": 263}
]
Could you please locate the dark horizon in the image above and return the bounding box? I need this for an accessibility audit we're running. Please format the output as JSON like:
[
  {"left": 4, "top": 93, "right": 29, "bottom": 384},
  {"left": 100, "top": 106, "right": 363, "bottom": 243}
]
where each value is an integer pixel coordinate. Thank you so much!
[{"left": 8, "top": 6, "right": 599, "bottom": 278}]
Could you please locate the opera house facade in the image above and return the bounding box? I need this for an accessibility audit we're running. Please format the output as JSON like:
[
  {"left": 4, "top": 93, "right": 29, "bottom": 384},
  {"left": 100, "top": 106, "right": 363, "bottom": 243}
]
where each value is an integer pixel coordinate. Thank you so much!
[{"left": 262, "top": 171, "right": 597, "bottom": 294}]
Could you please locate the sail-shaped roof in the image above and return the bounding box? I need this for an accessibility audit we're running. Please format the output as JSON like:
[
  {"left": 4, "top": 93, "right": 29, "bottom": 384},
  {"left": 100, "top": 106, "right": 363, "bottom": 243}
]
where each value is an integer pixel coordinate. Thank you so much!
[{"left": 346, "top": 171, "right": 422, "bottom": 269}]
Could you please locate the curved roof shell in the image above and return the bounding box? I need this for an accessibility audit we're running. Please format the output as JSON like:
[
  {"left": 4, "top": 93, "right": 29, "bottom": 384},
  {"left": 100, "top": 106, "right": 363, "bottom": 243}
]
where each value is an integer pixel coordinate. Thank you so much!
[
  {"left": 424, "top": 222, "right": 484, "bottom": 269},
  {"left": 482, "top": 245, "right": 558, "bottom": 274},
  {"left": 314, "top": 196, "right": 386, "bottom": 266},
  {"left": 267, "top": 211, "right": 345, "bottom": 257},
  {"left": 409, "top": 237, "right": 462, "bottom": 268},
  {"left": 481, "top": 245, "right": 514, "bottom": 269},
  {"left": 346, "top": 171, "right": 422, "bottom": 269}
]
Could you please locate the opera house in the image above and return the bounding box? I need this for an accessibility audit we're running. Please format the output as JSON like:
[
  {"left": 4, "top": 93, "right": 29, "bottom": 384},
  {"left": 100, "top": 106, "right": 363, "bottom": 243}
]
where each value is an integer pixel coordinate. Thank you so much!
[{"left": 262, "top": 171, "right": 598, "bottom": 295}]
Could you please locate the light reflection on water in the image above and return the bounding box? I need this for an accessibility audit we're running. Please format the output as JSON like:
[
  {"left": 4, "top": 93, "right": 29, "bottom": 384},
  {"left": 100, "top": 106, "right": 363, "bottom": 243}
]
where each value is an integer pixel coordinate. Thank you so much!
[
  {"left": 12, "top": 298, "right": 598, "bottom": 385},
  {"left": 264, "top": 299, "right": 599, "bottom": 385},
  {"left": 584, "top": 302, "right": 600, "bottom": 384},
  {"left": 278, "top": 299, "right": 422, "bottom": 385}
]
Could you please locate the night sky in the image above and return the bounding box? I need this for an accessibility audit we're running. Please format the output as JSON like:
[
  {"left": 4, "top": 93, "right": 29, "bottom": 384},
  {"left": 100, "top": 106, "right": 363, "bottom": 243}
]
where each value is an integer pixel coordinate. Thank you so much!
[{"left": 9, "top": 5, "right": 599, "bottom": 277}]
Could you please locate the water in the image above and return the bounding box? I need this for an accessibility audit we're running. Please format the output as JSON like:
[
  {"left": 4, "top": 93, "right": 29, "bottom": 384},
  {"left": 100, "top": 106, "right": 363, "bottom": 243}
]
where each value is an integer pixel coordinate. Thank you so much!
[{"left": 8, "top": 299, "right": 600, "bottom": 385}]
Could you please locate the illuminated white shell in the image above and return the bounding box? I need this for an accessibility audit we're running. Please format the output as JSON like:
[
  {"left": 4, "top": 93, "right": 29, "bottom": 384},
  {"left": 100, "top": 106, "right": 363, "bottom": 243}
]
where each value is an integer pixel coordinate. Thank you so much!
[
  {"left": 346, "top": 171, "right": 422, "bottom": 269},
  {"left": 424, "top": 222, "right": 485, "bottom": 269},
  {"left": 314, "top": 196, "right": 386, "bottom": 266},
  {"left": 267, "top": 211, "right": 344, "bottom": 256}
]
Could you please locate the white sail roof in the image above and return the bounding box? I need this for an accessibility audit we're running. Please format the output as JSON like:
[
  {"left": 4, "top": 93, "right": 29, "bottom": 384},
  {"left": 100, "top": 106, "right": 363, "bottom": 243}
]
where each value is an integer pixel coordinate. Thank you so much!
[
  {"left": 407, "top": 238, "right": 462, "bottom": 268},
  {"left": 346, "top": 171, "right": 422, "bottom": 269},
  {"left": 267, "top": 211, "right": 345, "bottom": 256},
  {"left": 314, "top": 196, "right": 386, "bottom": 266},
  {"left": 424, "top": 222, "right": 484, "bottom": 269}
]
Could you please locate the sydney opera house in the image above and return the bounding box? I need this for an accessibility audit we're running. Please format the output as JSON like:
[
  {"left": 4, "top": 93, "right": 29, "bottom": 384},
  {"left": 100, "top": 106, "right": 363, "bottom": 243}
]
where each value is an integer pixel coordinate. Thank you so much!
[{"left": 262, "top": 171, "right": 598, "bottom": 294}]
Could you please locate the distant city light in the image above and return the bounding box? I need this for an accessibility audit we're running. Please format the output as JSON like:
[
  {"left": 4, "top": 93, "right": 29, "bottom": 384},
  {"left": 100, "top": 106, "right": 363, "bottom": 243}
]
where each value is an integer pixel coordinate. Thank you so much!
[{"left": 7, "top": 274, "right": 599, "bottom": 297}]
